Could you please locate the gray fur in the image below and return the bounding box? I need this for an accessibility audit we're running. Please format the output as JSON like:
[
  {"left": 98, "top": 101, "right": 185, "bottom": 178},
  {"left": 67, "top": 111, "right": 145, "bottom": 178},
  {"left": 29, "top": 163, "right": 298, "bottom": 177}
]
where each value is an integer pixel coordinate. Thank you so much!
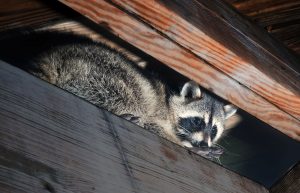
[{"left": 0, "top": 31, "right": 237, "bottom": 158}]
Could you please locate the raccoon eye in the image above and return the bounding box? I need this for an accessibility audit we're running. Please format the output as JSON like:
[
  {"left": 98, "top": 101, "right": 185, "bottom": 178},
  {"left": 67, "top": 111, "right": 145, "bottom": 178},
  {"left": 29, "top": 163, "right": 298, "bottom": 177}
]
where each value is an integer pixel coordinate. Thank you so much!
[
  {"left": 192, "top": 117, "right": 205, "bottom": 129},
  {"left": 192, "top": 117, "right": 200, "bottom": 125},
  {"left": 179, "top": 117, "right": 205, "bottom": 133},
  {"left": 211, "top": 125, "right": 217, "bottom": 140}
]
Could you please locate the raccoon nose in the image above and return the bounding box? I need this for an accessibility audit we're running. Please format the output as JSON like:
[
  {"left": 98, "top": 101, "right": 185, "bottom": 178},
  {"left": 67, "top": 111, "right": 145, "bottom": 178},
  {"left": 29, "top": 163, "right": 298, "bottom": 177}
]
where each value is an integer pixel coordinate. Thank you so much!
[
  {"left": 199, "top": 141, "right": 209, "bottom": 148},
  {"left": 191, "top": 141, "right": 209, "bottom": 148}
]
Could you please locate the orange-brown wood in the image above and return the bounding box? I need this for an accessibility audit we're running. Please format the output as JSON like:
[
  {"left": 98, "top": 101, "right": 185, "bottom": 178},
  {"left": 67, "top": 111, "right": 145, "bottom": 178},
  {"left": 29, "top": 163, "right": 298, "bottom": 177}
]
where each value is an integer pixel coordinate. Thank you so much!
[
  {"left": 226, "top": 0, "right": 300, "bottom": 56},
  {"left": 0, "top": 0, "right": 66, "bottom": 31},
  {"left": 107, "top": 0, "right": 300, "bottom": 121},
  {"left": 57, "top": 0, "right": 300, "bottom": 140},
  {"left": 0, "top": 0, "right": 143, "bottom": 63}
]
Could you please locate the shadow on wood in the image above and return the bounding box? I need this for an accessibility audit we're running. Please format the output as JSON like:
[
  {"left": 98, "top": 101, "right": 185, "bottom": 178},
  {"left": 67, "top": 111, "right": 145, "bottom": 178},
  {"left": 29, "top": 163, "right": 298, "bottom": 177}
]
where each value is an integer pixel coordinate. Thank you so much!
[{"left": 0, "top": 61, "right": 268, "bottom": 192}]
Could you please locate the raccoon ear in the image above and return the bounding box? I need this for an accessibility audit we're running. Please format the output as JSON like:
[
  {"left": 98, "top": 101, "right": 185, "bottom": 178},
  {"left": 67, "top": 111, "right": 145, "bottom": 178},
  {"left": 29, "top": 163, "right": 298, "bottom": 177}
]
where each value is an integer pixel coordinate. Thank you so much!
[
  {"left": 224, "top": 104, "right": 237, "bottom": 119},
  {"left": 180, "top": 81, "right": 202, "bottom": 100}
]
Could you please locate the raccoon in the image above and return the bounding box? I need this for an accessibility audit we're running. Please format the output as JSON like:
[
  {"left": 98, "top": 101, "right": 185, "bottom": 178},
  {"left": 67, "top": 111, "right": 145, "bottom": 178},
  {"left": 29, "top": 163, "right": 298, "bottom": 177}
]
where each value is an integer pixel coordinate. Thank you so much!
[{"left": 0, "top": 30, "right": 237, "bottom": 159}]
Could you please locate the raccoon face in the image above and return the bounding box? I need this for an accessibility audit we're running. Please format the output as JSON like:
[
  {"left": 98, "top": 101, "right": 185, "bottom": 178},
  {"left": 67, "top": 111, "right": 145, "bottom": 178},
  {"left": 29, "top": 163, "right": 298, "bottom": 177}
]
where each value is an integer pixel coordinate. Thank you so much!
[{"left": 170, "top": 81, "right": 237, "bottom": 151}]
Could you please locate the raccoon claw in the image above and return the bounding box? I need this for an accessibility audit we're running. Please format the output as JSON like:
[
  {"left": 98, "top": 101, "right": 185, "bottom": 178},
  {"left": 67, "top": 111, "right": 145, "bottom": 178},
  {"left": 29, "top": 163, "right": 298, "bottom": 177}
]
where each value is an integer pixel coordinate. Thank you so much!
[
  {"left": 210, "top": 146, "right": 224, "bottom": 155},
  {"left": 144, "top": 123, "right": 159, "bottom": 130},
  {"left": 192, "top": 146, "right": 224, "bottom": 160},
  {"left": 120, "top": 114, "right": 141, "bottom": 124},
  {"left": 193, "top": 147, "right": 211, "bottom": 158},
  {"left": 144, "top": 123, "right": 164, "bottom": 135}
]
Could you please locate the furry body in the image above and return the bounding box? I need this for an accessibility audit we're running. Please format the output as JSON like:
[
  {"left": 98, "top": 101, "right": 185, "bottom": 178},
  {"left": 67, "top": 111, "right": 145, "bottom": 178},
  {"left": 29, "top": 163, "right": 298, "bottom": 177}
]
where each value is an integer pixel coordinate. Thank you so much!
[{"left": 0, "top": 31, "right": 236, "bottom": 158}]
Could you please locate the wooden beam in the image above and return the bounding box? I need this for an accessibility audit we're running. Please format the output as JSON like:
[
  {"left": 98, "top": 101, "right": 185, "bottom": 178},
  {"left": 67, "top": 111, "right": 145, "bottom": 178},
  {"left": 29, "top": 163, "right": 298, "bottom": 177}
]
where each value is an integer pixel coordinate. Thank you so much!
[
  {"left": 58, "top": 0, "right": 300, "bottom": 140},
  {"left": 0, "top": 0, "right": 144, "bottom": 64},
  {"left": 270, "top": 163, "right": 300, "bottom": 193},
  {"left": 0, "top": 61, "right": 269, "bottom": 193},
  {"left": 107, "top": 0, "right": 300, "bottom": 120},
  {"left": 0, "top": 0, "right": 73, "bottom": 31},
  {"left": 226, "top": 0, "right": 300, "bottom": 56}
]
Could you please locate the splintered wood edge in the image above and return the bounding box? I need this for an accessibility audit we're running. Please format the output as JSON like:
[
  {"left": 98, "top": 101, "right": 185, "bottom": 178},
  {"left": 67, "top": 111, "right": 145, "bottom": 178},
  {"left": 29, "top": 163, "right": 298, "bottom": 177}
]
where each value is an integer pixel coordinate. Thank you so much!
[
  {"left": 58, "top": 0, "right": 300, "bottom": 141},
  {"left": 0, "top": 61, "right": 268, "bottom": 192}
]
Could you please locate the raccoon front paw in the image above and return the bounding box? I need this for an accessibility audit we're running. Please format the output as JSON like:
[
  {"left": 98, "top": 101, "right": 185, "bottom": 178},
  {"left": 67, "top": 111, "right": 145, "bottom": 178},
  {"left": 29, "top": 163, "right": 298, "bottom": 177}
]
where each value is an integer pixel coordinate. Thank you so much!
[
  {"left": 144, "top": 123, "right": 164, "bottom": 136},
  {"left": 120, "top": 113, "right": 141, "bottom": 124},
  {"left": 192, "top": 146, "right": 224, "bottom": 160}
]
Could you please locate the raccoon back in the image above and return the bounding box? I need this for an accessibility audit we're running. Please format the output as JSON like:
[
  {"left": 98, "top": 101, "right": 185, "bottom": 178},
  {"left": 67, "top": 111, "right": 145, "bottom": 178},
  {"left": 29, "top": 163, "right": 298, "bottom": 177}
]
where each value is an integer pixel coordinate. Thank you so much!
[{"left": 0, "top": 31, "right": 164, "bottom": 119}]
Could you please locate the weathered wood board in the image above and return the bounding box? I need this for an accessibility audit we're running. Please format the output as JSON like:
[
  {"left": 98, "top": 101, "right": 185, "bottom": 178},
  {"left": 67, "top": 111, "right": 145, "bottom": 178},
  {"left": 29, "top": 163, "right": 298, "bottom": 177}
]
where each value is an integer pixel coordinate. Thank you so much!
[
  {"left": 0, "top": 61, "right": 269, "bottom": 192},
  {"left": 0, "top": 0, "right": 56, "bottom": 30},
  {"left": 58, "top": 0, "right": 300, "bottom": 141},
  {"left": 0, "top": 0, "right": 74, "bottom": 31},
  {"left": 226, "top": 0, "right": 300, "bottom": 56}
]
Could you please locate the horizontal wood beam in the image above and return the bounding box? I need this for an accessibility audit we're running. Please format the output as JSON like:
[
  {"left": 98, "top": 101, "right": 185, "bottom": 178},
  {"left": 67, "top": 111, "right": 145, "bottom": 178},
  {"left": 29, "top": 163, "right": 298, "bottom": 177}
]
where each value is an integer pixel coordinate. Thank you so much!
[
  {"left": 226, "top": 0, "right": 300, "bottom": 56},
  {"left": 108, "top": 0, "right": 300, "bottom": 120},
  {"left": 0, "top": 0, "right": 73, "bottom": 31},
  {"left": 58, "top": 0, "right": 300, "bottom": 140},
  {"left": 0, "top": 61, "right": 269, "bottom": 193}
]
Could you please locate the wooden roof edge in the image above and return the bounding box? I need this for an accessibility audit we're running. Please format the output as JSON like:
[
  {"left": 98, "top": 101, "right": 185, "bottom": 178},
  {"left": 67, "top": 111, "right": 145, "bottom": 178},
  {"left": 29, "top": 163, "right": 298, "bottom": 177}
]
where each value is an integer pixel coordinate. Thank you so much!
[{"left": 58, "top": 0, "right": 300, "bottom": 141}]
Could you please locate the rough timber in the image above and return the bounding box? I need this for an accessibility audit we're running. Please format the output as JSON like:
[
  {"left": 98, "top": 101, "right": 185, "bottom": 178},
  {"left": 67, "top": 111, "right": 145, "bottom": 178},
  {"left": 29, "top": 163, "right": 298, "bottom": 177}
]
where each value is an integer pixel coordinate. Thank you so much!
[{"left": 0, "top": 61, "right": 268, "bottom": 193}]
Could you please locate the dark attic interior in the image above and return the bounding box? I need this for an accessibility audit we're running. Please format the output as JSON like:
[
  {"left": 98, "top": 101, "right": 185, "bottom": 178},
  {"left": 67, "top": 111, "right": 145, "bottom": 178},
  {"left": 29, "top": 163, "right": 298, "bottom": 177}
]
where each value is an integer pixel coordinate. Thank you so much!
[{"left": 0, "top": 1, "right": 299, "bottom": 193}]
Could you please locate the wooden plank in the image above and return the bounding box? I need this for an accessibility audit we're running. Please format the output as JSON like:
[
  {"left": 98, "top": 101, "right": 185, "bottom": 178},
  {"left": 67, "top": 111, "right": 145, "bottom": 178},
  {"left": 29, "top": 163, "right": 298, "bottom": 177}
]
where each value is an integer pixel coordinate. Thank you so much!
[
  {"left": 58, "top": 0, "right": 300, "bottom": 140},
  {"left": 106, "top": 0, "right": 300, "bottom": 120},
  {"left": 226, "top": 0, "right": 300, "bottom": 56},
  {"left": 270, "top": 163, "right": 300, "bottom": 193},
  {"left": 0, "top": 61, "right": 269, "bottom": 193},
  {"left": 0, "top": 0, "right": 70, "bottom": 31},
  {"left": 42, "top": 20, "right": 146, "bottom": 64},
  {"left": 0, "top": 0, "right": 145, "bottom": 64}
]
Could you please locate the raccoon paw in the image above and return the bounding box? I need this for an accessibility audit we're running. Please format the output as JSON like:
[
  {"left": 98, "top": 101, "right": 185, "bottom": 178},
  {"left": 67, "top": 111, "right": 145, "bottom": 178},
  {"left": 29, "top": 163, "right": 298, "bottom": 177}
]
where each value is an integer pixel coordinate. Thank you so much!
[
  {"left": 208, "top": 146, "right": 224, "bottom": 159},
  {"left": 120, "top": 113, "right": 141, "bottom": 124},
  {"left": 144, "top": 123, "right": 164, "bottom": 135},
  {"left": 192, "top": 146, "right": 224, "bottom": 160}
]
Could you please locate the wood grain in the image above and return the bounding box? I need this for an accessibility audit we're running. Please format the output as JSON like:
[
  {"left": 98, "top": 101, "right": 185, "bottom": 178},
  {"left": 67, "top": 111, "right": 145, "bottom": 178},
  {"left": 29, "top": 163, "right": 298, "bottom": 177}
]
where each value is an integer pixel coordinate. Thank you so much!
[
  {"left": 0, "top": 0, "right": 146, "bottom": 64},
  {"left": 0, "top": 61, "right": 269, "bottom": 193},
  {"left": 0, "top": 0, "right": 69, "bottom": 31},
  {"left": 107, "top": 0, "right": 300, "bottom": 121},
  {"left": 42, "top": 20, "right": 146, "bottom": 64},
  {"left": 58, "top": 0, "right": 300, "bottom": 141},
  {"left": 226, "top": 0, "right": 300, "bottom": 56}
]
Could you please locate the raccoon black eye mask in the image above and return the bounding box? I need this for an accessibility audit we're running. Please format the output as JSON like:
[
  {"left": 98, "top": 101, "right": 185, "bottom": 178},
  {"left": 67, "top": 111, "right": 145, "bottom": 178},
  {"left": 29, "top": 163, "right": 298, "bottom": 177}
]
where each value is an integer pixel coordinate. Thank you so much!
[
  {"left": 178, "top": 117, "right": 224, "bottom": 159},
  {"left": 0, "top": 30, "right": 237, "bottom": 160}
]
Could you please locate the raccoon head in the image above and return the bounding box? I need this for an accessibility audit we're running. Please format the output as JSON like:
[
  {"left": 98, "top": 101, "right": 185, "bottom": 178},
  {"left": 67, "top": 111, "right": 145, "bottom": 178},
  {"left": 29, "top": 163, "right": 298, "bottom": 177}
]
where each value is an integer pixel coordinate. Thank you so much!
[{"left": 170, "top": 81, "right": 237, "bottom": 152}]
